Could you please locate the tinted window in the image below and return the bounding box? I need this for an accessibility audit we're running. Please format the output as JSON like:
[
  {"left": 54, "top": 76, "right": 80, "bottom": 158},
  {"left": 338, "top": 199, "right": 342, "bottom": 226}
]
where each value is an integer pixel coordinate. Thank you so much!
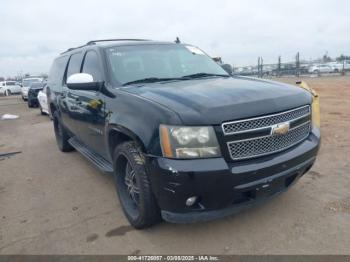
[
  {"left": 82, "top": 51, "right": 102, "bottom": 81},
  {"left": 31, "top": 83, "right": 45, "bottom": 88},
  {"left": 48, "top": 56, "right": 69, "bottom": 85},
  {"left": 66, "top": 53, "right": 83, "bottom": 80},
  {"left": 22, "top": 79, "right": 41, "bottom": 87}
]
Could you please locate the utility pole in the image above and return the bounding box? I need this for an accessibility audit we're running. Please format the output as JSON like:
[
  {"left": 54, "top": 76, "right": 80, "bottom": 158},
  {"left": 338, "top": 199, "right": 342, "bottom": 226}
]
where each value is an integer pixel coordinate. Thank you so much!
[
  {"left": 258, "top": 57, "right": 263, "bottom": 78},
  {"left": 278, "top": 56, "right": 281, "bottom": 77},
  {"left": 296, "top": 52, "right": 300, "bottom": 77}
]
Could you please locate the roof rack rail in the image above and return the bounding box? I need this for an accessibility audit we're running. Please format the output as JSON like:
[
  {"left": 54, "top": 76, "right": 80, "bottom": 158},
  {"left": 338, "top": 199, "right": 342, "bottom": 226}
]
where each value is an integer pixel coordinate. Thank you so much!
[
  {"left": 60, "top": 39, "right": 150, "bottom": 55},
  {"left": 60, "top": 43, "right": 89, "bottom": 54},
  {"left": 86, "top": 39, "right": 150, "bottom": 45}
]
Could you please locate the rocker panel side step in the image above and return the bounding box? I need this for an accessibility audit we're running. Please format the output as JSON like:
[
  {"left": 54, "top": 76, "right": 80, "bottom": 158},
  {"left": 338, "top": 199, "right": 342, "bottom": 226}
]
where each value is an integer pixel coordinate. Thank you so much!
[{"left": 68, "top": 137, "right": 113, "bottom": 175}]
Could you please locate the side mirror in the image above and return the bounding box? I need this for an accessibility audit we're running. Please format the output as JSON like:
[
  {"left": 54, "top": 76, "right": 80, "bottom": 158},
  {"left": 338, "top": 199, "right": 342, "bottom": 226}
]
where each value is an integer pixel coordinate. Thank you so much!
[
  {"left": 66, "top": 73, "right": 102, "bottom": 91},
  {"left": 221, "top": 64, "right": 233, "bottom": 75}
]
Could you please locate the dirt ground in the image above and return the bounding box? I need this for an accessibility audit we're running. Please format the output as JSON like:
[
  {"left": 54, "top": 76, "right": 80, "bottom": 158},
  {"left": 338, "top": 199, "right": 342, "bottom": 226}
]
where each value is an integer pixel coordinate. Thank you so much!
[{"left": 0, "top": 76, "right": 349, "bottom": 255}]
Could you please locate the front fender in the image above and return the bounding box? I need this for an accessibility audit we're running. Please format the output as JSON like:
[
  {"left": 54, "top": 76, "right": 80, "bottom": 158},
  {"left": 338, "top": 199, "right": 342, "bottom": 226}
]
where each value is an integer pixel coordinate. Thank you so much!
[{"left": 105, "top": 91, "right": 182, "bottom": 157}]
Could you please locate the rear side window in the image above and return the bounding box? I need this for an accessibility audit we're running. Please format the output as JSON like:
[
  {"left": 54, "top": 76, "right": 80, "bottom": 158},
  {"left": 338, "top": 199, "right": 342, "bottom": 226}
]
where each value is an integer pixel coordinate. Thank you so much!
[
  {"left": 48, "top": 56, "right": 69, "bottom": 86},
  {"left": 66, "top": 52, "right": 83, "bottom": 80},
  {"left": 82, "top": 51, "right": 103, "bottom": 82}
]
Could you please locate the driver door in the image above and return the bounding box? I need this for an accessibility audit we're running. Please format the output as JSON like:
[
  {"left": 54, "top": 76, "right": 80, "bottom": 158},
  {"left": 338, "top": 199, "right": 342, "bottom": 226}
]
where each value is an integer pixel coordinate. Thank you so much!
[{"left": 71, "top": 50, "right": 108, "bottom": 158}]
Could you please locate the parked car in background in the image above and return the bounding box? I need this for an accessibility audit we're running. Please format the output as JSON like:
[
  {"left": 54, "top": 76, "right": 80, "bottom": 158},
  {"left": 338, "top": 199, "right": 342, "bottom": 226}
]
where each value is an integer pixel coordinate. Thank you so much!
[
  {"left": 27, "top": 82, "right": 45, "bottom": 108},
  {"left": 308, "top": 64, "right": 333, "bottom": 74},
  {"left": 21, "top": 77, "right": 43, "bottom": 100},
  {"left": 328, "top": 61, "right": 350, "bottom": 72},
  {"left": 0, "top": 81, "right": 21, "bottom": 96},
  {"left": 37, "top": 84, "right": 49, "bottom": 115}
]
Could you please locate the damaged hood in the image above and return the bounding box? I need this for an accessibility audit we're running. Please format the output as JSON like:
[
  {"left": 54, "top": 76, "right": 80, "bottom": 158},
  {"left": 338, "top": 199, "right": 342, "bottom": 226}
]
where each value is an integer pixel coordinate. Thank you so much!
[{"left": 122, "top": 76, "right": 312, "bottom": 125}]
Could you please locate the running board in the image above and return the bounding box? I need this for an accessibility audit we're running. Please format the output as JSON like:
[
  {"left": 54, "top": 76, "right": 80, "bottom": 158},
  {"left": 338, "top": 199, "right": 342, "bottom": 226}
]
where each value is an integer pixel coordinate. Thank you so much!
[{"left": 68, "top": 137, "right": 113, "bottom": 175}]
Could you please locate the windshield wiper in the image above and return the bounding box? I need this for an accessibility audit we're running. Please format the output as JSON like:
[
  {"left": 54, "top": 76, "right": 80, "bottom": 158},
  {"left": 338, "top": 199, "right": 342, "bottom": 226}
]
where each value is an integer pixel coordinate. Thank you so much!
[
  {"left": 181, "top": 73, "right": 229, "bottom": 79},
  {"left": 122, "top": 73, "right": 229, "bottom": 86},
  {"left": 122, "top": 77, "right": 181, "bottom": 86}
]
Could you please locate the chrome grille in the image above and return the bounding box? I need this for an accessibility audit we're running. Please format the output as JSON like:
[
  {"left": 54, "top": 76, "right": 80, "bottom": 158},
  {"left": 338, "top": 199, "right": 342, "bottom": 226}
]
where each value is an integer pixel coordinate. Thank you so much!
[
  {"left": 222, "top": 105, "right": 311, "bottom": 135},
  {"left": 227, "top": 122, "right": 311, "bottom": 160},
  {"left": 222, "top": 105, "right": 312, "bottom": 160}
]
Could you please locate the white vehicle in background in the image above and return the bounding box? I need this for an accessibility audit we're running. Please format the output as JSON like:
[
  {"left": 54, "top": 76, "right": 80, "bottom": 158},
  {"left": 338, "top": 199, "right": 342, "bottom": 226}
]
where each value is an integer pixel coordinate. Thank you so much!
[
  {"left": 308, "top": 64, "right": 333, "bottom": 74},
  {"left": 0, "top": 81, "right": 21, "bottom": 96},
  {"left": 21, "top": 77, "right": 43, "bottom": 100},
  {"left": 328, "top": 61, "right": 350, "bottom": 72},
  {"left": 37, "top": 84, "right": 49, "bottom": 115}
]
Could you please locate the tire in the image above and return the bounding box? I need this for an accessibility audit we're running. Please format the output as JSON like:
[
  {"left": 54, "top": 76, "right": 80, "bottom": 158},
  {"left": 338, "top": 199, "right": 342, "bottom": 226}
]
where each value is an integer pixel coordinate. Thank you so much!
[
  {"left": 28, "top": 100, "right": 32, "bottom": 108},
  {"left": 4, "top": 90, "right": 11, "bottom": 96},
  {"left": 40, "top": 105, "right": 45, "bottom": 115},
  {"left": 113, "top": 141, "right": 161, "bottom": 229},
  {"left": 53, "top": 111, "right": 74, "bottom": 152}
]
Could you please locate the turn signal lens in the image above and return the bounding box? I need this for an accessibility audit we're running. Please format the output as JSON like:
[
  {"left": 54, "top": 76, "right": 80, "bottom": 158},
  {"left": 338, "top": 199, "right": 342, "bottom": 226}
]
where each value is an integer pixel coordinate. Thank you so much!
[{"left": 160, "top": 125, "right": 173, "bottom": 158}]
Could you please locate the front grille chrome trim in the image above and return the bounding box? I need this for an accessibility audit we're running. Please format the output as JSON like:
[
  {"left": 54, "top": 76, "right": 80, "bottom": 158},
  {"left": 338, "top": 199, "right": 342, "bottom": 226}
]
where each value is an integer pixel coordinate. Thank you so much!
[
  {"left": 223, "top": 105, "right": 312, "bottom": 161},
  {"left": 227, "top": 121, "right": 311, "bottom": 144},
  {"left": 222, "top": 105, "right": 311, "bottom": 135},
  {"left": 227, "top": 121, "right": 311, "bottom": 161}
]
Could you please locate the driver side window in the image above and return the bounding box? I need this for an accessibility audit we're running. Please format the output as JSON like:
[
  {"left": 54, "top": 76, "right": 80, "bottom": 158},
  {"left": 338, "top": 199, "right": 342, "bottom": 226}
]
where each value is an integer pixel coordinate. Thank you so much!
[{"left": 82, "top": 51, "right": 103, "bottom": 82}]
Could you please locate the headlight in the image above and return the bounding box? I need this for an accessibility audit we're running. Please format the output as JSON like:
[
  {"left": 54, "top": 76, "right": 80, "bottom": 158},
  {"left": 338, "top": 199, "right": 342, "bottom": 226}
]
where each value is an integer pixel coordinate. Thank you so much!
[{"left": 160, "top": 125, "right": 221, "bottom": 159}]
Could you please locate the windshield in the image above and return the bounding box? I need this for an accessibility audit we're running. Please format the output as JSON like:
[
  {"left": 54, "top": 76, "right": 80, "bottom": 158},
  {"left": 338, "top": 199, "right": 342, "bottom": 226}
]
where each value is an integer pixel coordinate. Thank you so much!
[
  {"left": 30, "top": 83, "right": 44, "bottom": 88},
  {"left": 105, "top": 44, "right": 228, "bottom": 85},
  {"left": 6, "top": 81, "right": 16, "bottom": 86},
  {"left": 22, "top": 79, "right": 41, "bottom": 87}
]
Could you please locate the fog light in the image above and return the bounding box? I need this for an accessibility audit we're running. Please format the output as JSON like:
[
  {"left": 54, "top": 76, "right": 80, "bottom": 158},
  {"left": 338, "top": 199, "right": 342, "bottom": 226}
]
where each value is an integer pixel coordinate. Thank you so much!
[{"left": 186, "top": 196, "right": 198, "bottom": 206}]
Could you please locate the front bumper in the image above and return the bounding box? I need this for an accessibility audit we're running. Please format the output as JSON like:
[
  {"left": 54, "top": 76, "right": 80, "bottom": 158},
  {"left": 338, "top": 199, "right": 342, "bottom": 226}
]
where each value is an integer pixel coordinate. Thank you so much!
[
  {"left": 147, "top": 128, "right": 320, "bottom": 223},
  {"left": 21, "top": 90, "right": 28, "bottom": 98}
]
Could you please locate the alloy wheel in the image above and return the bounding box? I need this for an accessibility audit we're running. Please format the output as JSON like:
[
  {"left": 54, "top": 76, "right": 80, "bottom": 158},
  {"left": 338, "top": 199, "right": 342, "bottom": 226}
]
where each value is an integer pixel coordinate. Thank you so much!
[{"left": 124, "top": 161, "right": 140, "bottom": 206}]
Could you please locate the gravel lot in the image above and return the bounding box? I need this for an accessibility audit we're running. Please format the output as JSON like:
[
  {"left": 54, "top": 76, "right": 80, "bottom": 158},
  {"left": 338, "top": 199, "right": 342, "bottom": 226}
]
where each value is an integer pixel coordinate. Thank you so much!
[{"left": 0, "top": 76, "right": 349, "bottom": 254}]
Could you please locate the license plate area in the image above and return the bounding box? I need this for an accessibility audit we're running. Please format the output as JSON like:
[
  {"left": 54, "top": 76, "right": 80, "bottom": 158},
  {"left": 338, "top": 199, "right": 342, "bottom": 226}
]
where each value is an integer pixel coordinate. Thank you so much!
[{"left": 232, "top": 174, "right": 297, "bottom": 204}]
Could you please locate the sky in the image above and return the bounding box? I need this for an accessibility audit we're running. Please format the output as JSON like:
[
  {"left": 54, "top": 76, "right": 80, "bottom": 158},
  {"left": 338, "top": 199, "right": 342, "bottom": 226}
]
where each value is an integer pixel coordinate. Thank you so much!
[{"left": 0, "top": 0, "right": 349, "bottom": 77}]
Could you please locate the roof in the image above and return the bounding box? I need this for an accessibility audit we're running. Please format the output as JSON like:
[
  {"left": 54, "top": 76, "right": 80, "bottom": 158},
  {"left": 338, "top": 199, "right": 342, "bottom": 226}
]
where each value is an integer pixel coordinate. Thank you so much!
[{"left": 60, "top": 39, "right": 178, "bottom": 54}]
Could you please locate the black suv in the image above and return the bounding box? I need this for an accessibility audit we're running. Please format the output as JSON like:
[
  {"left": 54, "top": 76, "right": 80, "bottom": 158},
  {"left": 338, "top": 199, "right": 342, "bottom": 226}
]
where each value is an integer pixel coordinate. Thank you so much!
[
  {"left": 28, "top": 82, "right": 46, "bottom": 108},
  {"left": 47, "top": 39, "right": 320, "bottom": 228}
]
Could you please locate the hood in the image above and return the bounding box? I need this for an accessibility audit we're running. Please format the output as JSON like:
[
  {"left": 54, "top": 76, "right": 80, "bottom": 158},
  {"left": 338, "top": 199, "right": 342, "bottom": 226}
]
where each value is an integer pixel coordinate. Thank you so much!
[
  {"left": 29, "top": 87, "right": 43, "bottom": 91},
  {"left": 122, "top": 76, "right": 312, "bottom": 125}
]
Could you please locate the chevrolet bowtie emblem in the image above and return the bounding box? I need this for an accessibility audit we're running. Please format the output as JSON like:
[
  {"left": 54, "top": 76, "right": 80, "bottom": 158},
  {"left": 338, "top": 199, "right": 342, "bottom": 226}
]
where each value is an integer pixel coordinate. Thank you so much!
[{"left": 272, "top": 122, "right": 290, "bottom": 135}]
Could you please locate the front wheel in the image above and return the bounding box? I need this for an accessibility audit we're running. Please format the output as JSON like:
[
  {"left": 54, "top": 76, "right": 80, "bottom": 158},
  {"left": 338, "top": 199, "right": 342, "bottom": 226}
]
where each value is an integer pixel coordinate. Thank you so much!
[
  {"left": 4, "top": 90, "right": 11, "bottom": 96},
  {"left": 113, "top": 141, "right": 161, "bottom": 229}
]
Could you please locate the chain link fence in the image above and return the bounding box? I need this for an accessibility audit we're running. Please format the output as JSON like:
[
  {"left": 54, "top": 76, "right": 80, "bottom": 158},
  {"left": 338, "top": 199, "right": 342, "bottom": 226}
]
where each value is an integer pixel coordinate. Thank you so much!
[{"left": 233, "top": 53, "right": 350, "bottom": 78}]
